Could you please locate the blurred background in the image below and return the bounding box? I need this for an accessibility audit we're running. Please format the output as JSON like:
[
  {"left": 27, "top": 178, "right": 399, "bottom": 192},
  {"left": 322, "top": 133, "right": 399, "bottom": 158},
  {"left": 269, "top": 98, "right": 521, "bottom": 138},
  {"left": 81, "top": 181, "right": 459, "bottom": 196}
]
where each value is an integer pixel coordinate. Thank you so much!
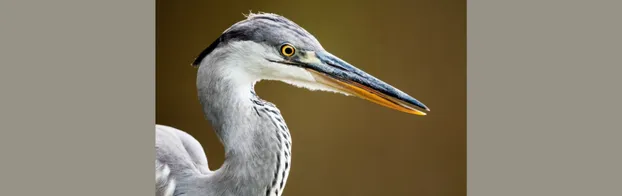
[{"left": 157, "top": 0, "right": 465, "bottom": 195}]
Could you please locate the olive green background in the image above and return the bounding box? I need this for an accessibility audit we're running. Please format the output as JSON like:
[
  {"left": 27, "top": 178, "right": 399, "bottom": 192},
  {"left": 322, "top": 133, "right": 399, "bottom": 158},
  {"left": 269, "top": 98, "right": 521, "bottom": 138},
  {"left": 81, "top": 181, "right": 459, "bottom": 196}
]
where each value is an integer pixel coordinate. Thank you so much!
[{"left": 157, "top": 0, "right": 465, "bottom": 195}]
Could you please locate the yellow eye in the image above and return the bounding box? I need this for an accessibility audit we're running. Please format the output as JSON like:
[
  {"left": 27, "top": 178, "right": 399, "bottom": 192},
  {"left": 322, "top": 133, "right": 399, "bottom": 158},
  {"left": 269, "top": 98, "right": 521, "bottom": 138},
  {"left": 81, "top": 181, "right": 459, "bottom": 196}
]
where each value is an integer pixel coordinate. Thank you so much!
[{"left": 280, "top": 44, "right": 296, "bottom": 57}]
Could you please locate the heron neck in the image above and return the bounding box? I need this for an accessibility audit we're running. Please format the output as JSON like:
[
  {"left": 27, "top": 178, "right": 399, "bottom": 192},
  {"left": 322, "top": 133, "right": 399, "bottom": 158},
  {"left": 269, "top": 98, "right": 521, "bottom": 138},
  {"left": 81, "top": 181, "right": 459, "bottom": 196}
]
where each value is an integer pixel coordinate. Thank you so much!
[{"left": 197, "top": 62, "right": 291, "bottom": 196}]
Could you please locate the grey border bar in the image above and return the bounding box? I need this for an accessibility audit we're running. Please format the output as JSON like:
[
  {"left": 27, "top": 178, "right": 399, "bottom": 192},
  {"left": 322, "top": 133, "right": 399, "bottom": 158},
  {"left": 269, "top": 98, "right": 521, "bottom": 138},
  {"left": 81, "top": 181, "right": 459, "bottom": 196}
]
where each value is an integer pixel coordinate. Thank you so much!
[
  {"left": 0, "top": 0, "right": 154, "bottom": 195},
  {"left": 469, "top": 0, "right": 622, "bottom": 195}
]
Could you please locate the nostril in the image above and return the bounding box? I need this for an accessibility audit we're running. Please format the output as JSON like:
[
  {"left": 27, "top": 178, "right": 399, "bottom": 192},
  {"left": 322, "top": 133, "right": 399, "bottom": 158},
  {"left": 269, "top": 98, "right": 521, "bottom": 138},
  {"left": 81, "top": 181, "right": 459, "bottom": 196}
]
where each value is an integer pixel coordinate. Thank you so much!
[{"left": 324, "top": 60, "right": 349, "bottom": 71}]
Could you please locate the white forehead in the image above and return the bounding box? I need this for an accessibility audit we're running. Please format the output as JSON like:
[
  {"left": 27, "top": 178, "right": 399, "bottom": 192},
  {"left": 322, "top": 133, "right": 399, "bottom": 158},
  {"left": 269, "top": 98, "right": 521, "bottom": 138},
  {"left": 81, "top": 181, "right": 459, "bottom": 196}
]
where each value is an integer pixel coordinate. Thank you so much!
[
  {"left": 220, "top": 41, "right": 312, "bottom": 80},
  {"left": 199, "top": 41, "right": 345, "bottom": 95},
  {"left": 200, "top": 40, "right": 307, "bottom": 79}
]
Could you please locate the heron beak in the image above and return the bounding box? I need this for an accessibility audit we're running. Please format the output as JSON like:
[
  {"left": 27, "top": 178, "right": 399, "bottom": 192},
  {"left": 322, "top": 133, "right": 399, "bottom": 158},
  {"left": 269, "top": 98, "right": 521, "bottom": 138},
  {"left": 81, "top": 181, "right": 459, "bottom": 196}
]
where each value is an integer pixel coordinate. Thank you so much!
[{"left": 296, "top": 51, "right": 430, "bottom": 116}]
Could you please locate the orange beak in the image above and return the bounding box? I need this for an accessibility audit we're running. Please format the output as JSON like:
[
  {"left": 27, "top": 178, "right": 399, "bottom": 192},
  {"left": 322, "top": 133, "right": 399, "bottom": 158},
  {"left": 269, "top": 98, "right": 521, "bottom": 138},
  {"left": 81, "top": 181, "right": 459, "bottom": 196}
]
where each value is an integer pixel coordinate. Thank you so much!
[
  {"left": 292, "top": 50, "right": 429, "bottom": 116},
  {"left": 308, "top": 69, "right": 428, "bottom": 116}
]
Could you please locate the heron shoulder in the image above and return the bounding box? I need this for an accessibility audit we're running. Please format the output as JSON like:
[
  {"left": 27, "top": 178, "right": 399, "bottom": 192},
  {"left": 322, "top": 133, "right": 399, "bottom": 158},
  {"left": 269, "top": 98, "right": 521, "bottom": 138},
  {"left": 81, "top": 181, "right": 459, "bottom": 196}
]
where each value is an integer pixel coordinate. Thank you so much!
[{"left": 156, "top": 125, "right": 212, "bottom": 175}]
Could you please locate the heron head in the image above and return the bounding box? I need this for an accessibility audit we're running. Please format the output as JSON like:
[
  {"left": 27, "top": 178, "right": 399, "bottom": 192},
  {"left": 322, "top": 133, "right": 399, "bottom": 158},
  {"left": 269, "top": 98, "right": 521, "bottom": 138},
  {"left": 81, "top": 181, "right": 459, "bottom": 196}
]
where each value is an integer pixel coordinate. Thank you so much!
[{"left": 193, "top": 13, "right": 429, "bottom": 115}]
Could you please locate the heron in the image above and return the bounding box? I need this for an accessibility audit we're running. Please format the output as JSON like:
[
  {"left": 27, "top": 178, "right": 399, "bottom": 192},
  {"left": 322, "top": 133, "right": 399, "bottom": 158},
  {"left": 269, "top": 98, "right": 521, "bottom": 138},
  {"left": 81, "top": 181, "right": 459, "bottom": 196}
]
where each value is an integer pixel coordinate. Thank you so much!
[{"left": 156, "top": 13, "right": 430, "bottom": 196}]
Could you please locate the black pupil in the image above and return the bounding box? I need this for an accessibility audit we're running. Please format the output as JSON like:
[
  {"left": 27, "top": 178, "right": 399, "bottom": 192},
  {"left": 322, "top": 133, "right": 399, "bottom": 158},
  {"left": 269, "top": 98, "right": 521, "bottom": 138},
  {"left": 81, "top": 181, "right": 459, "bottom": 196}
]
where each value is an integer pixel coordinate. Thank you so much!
[{"left": 284, "top": 47, "right": 293, "bottom": 55}]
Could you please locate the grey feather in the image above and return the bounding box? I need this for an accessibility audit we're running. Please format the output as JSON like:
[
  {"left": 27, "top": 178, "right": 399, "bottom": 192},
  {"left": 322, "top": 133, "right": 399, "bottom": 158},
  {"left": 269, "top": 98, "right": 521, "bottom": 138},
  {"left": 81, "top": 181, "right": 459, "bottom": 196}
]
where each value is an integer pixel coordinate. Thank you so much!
[
  {"left": 193, "top": 13, "right": 323, "bottom": 67},
  {"left": 158, "top": 12, "right": 320, "bottom": 196}
]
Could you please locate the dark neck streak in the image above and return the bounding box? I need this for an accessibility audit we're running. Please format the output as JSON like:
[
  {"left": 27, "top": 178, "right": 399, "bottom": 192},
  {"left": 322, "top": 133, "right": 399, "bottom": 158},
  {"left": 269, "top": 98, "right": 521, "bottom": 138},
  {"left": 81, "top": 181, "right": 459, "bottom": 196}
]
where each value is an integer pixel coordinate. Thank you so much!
[{"left": 197, "top": 64, "right": 288, "bottom": 196}]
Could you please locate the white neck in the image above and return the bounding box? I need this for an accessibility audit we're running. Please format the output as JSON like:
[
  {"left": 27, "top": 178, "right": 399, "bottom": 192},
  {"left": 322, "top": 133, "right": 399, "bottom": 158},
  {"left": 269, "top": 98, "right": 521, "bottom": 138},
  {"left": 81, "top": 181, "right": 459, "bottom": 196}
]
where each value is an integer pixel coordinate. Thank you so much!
[{"left": 194, "top": 45, "right": 292, "bottom": 196}]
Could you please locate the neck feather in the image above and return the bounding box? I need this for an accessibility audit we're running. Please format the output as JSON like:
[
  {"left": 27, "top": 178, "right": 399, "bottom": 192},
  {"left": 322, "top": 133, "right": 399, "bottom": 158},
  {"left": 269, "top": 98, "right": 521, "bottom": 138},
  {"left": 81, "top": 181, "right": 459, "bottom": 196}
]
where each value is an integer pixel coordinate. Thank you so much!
[{"left": 195, "top": 54, "right": 292, "bottom": 196}]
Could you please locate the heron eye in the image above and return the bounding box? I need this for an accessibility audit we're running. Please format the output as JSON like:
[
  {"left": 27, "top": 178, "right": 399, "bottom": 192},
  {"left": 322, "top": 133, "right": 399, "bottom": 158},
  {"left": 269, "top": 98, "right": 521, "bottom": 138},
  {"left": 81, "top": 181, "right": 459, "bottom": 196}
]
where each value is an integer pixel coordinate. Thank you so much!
[{"left": 280, "top": 44, "right": 296, "bottom": 57}]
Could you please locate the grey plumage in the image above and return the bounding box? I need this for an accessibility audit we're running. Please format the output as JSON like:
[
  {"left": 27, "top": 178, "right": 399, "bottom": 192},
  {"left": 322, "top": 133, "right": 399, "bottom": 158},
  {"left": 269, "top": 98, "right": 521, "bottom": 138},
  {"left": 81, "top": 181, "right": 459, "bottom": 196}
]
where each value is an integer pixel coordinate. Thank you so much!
[
  {"left": 192, "top": 13, "right": 322, "bottom": 67},
  {"left": 156, "top": 12, "right": 429, "bottom": 196},
  {"left": 157, "top": 14, "right": 299, "bottom": 196}
]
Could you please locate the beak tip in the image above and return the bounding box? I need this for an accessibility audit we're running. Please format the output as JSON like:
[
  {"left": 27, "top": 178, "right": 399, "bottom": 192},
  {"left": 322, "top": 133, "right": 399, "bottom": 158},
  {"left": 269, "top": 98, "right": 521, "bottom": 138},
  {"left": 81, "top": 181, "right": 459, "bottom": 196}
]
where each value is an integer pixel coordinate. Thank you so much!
[
  {"left": 421, "top": 104, "right": 430, "bottom": 112},
  {"left": 410, "top": 109, "right": 427, "bottom": 116}
]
